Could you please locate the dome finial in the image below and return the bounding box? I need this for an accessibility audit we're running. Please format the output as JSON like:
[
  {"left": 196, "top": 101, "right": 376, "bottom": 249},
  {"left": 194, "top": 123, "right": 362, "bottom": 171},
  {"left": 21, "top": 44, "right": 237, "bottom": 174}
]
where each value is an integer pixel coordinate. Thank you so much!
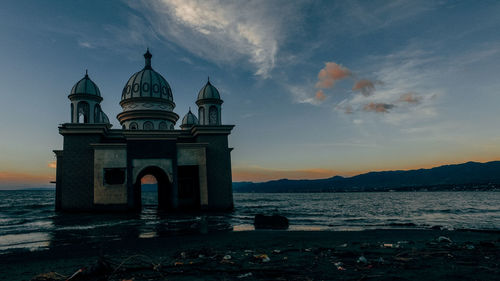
[
  {"left": 207, "top": 76, "right": 210, "bottom": 83},
  {"left": 85, "top": 69, "right": 88, "bottom": 77},
  {"left": 144, "top": 49, "right": 152, "bottom": 69}
]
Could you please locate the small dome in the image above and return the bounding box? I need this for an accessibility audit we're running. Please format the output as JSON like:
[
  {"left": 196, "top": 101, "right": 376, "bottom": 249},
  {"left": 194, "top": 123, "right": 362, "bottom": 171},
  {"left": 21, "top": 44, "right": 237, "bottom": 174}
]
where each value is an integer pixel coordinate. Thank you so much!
[
  {"left": 70, "top": 71, "right": 101, "bottom": 96},
  {"left": 197, "top": 79, "right": 220, "bottom": 101},
  {"left": 121, "top": 50, "right": 173, "bottom": 102},
  {"left": 181, "top": 109, "right": 199, "bottom": 128}
]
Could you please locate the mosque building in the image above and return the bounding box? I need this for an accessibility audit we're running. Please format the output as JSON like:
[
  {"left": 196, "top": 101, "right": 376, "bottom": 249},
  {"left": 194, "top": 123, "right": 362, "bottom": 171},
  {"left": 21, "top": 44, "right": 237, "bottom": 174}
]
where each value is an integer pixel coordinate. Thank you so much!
[{"left": 53, "top": 50, "right": 234, "bottom": 211}]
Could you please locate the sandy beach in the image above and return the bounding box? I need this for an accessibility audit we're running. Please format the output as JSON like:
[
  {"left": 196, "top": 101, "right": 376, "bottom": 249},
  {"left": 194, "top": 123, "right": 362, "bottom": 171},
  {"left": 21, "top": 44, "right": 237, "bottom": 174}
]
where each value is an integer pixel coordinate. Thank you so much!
[{"left": 1, "top": 229, "right": 498, "bottom": 281}]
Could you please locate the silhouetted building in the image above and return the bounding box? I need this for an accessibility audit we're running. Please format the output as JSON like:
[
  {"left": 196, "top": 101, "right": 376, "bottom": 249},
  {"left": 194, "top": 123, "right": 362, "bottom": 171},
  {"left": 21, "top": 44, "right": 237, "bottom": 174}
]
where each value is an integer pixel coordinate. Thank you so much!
[{"left": 53, "top": 50, "right": 234, "bottom": 211}]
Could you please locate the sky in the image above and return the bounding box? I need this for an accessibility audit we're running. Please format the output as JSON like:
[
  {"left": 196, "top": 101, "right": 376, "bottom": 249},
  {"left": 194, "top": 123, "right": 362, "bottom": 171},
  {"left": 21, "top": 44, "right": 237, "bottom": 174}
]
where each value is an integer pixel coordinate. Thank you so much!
[{"left": 1, "top": 0, "right": 500, "bottom": 188}]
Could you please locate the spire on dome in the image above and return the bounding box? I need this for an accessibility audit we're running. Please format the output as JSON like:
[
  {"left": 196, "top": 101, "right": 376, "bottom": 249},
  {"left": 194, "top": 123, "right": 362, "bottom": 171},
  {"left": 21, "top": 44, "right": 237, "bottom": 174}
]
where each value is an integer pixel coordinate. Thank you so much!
[{"left": 144, "top": 48, "right": 152, "bottom": 69}]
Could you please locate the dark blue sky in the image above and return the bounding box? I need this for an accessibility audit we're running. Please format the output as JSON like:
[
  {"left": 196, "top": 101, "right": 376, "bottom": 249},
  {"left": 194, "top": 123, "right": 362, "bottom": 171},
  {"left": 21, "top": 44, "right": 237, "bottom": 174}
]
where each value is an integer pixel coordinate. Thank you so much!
[{"left": 1, "top": 0, "right": 500, "bottom": 187}]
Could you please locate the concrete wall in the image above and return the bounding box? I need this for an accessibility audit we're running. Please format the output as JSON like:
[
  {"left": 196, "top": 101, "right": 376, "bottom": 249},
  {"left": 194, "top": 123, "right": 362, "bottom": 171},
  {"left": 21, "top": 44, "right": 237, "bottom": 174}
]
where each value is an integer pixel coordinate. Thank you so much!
[
  {"left": 60, "top": 134, "right": 101, "bottom": 210},
  {"left": 177, "top": 145, "right": 208, "bottom": 207},
  {"left": 93, "top": 144, "right": 128, "bottom": 205},
  {"left": 195, "top": 134, "right": 233, "bottom": 210}
]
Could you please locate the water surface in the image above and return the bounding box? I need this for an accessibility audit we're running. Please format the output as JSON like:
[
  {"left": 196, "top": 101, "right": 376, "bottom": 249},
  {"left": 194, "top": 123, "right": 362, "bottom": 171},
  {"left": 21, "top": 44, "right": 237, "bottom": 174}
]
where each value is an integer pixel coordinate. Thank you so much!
[{"left": 0, "top": 190, "right": 498, "bottom": 254}]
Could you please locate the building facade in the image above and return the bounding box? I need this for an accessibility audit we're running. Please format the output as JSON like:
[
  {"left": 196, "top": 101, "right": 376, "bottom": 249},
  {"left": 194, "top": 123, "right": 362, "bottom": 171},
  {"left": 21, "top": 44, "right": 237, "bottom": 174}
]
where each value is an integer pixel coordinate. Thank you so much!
[{"left": 54, "top": 50, "right": 234, "bottom": 211}]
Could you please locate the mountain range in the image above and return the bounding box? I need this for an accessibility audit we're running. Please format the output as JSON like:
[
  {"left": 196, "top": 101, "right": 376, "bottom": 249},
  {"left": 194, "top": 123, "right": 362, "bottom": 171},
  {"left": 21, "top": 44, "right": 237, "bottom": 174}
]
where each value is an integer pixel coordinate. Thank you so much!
[{"left": 233, "top": 161, "right": 500, "bottom": 192}]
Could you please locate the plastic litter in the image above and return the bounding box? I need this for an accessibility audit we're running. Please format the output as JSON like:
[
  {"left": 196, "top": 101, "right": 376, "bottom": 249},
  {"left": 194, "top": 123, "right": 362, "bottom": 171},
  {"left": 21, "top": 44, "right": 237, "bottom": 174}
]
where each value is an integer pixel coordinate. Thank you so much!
[
  {"left": 237, "top": 272, "right": 253, "bottom": 278},
  {"left": 254, "top": 254, "right": 271, "bottom": 263},
  {"left": 377, "top": 257, "right": 385, "bottom": 264},
  {"left": 357, "top": 256, "right": 368, "bottom": 264},
  {"left": 466, "top": 244, "right": 475, "bottom": 250},
  {"left": 334, "top": 261, "right": 346, "bottom": 271},
  {"left": 223, "top": 255, "right": 232, "bottom": 260},
  {"left": 437, "top": 236, "right": 453, "bottom": 243},
  {"left": 382, "top": 243, "right": 394, "bottom": 248},
  {"left": 272, "top": 249, "right": 281, "bottom": 254}
]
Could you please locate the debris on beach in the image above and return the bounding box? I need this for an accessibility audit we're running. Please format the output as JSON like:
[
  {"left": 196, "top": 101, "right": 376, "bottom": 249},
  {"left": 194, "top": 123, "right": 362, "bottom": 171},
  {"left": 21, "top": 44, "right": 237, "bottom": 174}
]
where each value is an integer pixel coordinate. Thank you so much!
[
  {"left": 357, "top": 256, "right": 368, "bottom": 264},
  {"left": 254, "top": 254, "right": 271, "bottom": 263},
  {"left": 30, "top": 272, "right": 65, "bottom": 281},
  {"left": 437, "top": 236, "right": 453, "bottom": 243},
  {"left": 334, "top": 261, "right": 346, "bottom": 271},
  {"left": 237, "top": 272, "right": 253, "bottom": 278}
]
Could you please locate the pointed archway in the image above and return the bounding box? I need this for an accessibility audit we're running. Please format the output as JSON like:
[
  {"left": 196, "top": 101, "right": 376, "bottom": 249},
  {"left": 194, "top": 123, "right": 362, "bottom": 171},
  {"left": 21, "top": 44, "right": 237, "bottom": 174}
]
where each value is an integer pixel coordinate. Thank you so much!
[{"left": 133, "top": 166, "right": 171, "bottom": 210}]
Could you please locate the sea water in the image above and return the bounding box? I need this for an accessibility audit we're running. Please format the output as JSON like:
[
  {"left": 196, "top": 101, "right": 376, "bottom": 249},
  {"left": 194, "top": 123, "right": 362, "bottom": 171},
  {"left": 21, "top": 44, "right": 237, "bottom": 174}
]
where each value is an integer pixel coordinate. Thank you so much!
[{"left": 0, "top": 190, "right": 498, "bottom": 254}]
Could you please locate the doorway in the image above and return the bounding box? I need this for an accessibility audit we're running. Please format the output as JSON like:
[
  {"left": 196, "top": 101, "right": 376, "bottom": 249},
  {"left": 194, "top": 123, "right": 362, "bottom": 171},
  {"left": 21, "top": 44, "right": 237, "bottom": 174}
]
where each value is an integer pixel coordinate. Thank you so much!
[{"left": 134, "top": 166, "right": 171, "bottom": 210}]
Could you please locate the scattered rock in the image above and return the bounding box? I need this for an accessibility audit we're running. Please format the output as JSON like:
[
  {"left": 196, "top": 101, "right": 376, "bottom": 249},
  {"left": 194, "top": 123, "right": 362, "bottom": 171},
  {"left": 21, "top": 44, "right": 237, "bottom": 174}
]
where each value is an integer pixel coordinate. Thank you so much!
[{"left": 254, "top": 214, "right": 289, "bottom": 229}]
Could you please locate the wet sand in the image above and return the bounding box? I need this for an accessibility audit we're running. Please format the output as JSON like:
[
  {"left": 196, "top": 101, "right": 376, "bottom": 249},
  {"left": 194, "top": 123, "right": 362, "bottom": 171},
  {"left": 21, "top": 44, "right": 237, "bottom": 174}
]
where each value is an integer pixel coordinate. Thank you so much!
[{"left": 1, "top": 229, "right": 499, "bottom": 280}]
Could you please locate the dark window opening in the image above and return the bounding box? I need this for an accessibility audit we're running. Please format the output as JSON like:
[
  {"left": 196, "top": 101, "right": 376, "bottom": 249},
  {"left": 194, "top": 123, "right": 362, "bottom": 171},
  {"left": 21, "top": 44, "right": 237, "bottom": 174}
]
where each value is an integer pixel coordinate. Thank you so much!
[
  {"left": 177, "top": 165, "right": 200, "bottom": 208},
  {"left": 104, "top": 168, "right": 126, "bottom": 185}
]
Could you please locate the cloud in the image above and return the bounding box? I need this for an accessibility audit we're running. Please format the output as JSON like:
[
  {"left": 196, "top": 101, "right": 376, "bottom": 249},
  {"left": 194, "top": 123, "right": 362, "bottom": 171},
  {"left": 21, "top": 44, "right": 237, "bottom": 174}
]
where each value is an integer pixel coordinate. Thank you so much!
[
  {"left": 344, "top": 105, "right": 353, "bottom": 114},
  {"left": 128, "top": 0, "right": 302, "bottom": 77},
  {"left": 398, "top": 92, "right": 421, "bottom": 104},
  {"left": 78, "top": 41, "right": 94, "bottom": 49},
  {"left": 315, "top": 62, "right": 352, "bottom": 88},
  {"left": 363, "top": 102, "right": 395, "bottom": 113},
  {"left": 352, "top": 79, "right": 377, "bottom": 96},
  {"left": 315, "top": 90, "right": 326, "bottom": 101}
]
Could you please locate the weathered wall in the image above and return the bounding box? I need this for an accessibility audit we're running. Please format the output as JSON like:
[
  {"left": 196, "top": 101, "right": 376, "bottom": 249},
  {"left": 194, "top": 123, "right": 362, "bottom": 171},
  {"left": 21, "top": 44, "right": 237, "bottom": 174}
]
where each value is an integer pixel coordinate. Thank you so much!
[
  {"left": 195, "top": 134, "right": 233, "bottom": 210},
  {"left": 60, "top": 134, "right": 101, "bottom": 210},
  {"left": 177, "top": 145, "right": 208, "bottom": 207},
  {"left": 93, "top": 145, "right": 128, "bottom": 205}
]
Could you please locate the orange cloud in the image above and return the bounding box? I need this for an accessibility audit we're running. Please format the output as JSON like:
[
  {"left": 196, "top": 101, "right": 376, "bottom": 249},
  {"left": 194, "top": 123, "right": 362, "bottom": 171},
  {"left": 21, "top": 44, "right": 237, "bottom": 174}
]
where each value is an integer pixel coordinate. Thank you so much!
[
  {"left": 352, "top": 79, "right": 376, "bottom": 96},
  {"left": 48, "top": 161, "right": 57, "bottom": 168},
  {"left": 363, "top": 102, "right": 395, "bottom": 113},
  {"left": 315, "top": 62, "right": 351, "bottom": 89},
  {"left": 398, "top": 92, "right": 421, "bottom": 104},
  {"left": 315, "top": 90, "right": 326, "bottom": 101}
]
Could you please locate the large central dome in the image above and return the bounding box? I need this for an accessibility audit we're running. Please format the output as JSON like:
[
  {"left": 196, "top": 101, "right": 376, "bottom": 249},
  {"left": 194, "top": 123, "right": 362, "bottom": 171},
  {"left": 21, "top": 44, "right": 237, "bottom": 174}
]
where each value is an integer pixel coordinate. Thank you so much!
[
  {"left": 117, "top": 50, "right": 179, "bottom": 130},
  {"left": 121, "top": 50, "right": 173, "bottom": 102}
]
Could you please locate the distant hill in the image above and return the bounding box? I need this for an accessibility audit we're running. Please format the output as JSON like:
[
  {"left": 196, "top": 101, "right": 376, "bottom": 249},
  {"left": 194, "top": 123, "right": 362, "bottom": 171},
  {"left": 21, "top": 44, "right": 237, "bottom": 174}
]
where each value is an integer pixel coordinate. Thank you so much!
[{"left": 233, "top": 161, "right": 500, "bottom": 192}]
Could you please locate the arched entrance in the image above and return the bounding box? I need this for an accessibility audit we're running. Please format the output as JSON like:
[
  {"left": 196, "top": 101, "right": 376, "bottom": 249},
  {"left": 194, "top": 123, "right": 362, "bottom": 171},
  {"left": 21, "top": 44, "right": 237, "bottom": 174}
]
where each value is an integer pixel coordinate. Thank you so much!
[{"left": 134, "top": 166, "right": 171, "bottom": 210}]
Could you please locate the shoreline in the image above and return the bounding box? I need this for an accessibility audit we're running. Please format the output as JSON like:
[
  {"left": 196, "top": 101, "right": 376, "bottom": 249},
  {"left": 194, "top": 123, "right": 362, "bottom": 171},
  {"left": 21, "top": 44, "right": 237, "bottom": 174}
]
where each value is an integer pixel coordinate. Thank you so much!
[{"left": 1, "top": 229, "right": 498, "bottom": 280}]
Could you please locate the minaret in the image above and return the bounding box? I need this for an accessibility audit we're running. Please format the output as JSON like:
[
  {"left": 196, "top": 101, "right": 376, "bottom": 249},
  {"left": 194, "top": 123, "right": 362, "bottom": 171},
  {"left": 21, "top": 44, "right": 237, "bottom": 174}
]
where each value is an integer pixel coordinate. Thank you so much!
[
  {"left": 196, "top": 77, "right": 223, "bottom": 125},
  {"left": 68, "top": 70, "right": 107, "bottom": 124}
]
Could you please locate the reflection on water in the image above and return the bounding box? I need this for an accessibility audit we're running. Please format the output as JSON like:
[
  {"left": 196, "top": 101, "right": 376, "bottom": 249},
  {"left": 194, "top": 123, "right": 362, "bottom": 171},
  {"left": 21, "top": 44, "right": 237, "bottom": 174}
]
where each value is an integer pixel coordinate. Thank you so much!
[{"left": 0, "top": 190, "right": 499, "bottom": 254}]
